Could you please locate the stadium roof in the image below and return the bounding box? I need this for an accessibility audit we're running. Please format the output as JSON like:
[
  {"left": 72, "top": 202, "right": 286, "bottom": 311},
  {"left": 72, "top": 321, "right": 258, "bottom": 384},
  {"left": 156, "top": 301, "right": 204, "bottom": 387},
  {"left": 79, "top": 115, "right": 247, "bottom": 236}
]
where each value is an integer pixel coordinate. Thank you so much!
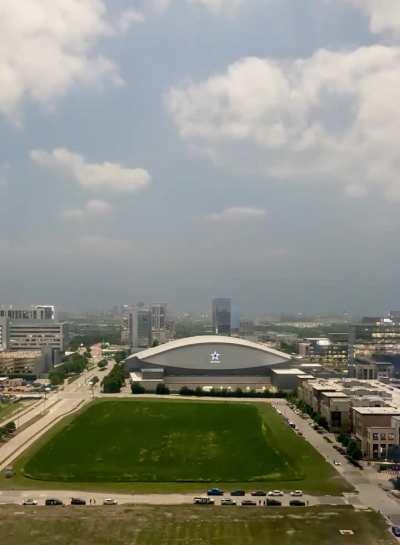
[{"left": 132, "top": 336, "right": 291, "bottom": 361}]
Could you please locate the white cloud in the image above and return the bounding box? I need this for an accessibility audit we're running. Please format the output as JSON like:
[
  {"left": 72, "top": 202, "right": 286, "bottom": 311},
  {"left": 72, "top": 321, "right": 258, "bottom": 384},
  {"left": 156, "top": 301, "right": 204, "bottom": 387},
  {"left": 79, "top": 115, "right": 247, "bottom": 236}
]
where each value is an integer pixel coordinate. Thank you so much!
[
  {"left": 0, "top": 0, "right": 124, "bottom": 119},
  {"left": 150, "top": 0, "right": 242, "bottom": 14},
  {"left": 31, "top": 148, "right": 151, "bottom": 193},
  {"left": 167, "top": 46, "right": 400, "bottom": 200},
  {"left": 189, "top": 0, "right": 243, "bottom": 13},
  {"left": 203, "top": 206, "right": 266, "bottom": 223},
  {"left": 62, "top": 199, "right": 113, "bottom": 221},
  {"left": 344, "top": 0, "right": 400, "bottom": 36},
  {"left": 116, "top": 8, "right": 145, "bottom": 33}
]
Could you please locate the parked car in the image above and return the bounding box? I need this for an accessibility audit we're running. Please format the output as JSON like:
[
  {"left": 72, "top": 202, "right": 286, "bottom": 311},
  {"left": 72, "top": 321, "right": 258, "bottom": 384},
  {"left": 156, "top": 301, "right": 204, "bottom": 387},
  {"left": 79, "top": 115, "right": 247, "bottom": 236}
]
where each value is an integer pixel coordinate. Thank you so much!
[
  {"left": 207, "top": 488, "right": 224, "bottom": 496},
  {"left": 266, "top": 498, "right": 282, "bottom": 506},
  {"left": 22, "top": 498, "right": 37, "bottom": 506},
  {"left": 221, "top": 498, "right": 236, "bottom": 506},
  {"left": 45, "top": 498, "right": 63, "bottom": 506},
  {"left": 241, "top": 500, "right": 257, "bottom": 506},
  {"left": 230, "top": 490, "right": 245, "bottom": 496},
  {"left": 290, "top": 490, "right": 303, "bottom": 497},
  {"left": 70, "top": 498, "right": 86, "bottom": 505},
  {"left": 193, "top": 497, "right": 214, "bottom": 505},
  {"left": 268, "top": 490, "right": 284, "bottom": 496},
  {"left": 251, "top": 490, "right": 267, "bottom": 496},
  {"left": 289, "top": 500, "right": 306, "bottom": 506},
  {"left": 103, "top": 498, "right": 117, "bottom": 505}
]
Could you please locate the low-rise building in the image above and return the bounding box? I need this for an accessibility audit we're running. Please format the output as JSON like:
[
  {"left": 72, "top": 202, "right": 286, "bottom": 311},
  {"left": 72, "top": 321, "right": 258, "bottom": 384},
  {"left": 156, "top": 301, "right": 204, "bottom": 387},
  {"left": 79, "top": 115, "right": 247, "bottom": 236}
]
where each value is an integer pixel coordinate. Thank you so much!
[
  {"left": 320, "top": 392, "right": 351, "bottom": 432},
  {"left": 352, "top": 407, "right": 400, "bottom": 458},
  {"left": 270, "top": 368, "right": 305, "bottom": 391}
]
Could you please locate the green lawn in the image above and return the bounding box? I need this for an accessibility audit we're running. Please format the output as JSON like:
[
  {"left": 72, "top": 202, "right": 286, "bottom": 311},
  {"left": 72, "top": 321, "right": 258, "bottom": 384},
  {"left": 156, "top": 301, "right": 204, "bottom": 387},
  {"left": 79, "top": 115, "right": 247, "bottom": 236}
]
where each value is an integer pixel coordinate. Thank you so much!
[
  {"left": 0, "top": 505, "right": 394, "bottom": 545},
  {"left": 7, "top": 398, "right": 351, "bottom": 494},
  {"left": 0, "top": 401, "right": 31, "bottom": 424}
]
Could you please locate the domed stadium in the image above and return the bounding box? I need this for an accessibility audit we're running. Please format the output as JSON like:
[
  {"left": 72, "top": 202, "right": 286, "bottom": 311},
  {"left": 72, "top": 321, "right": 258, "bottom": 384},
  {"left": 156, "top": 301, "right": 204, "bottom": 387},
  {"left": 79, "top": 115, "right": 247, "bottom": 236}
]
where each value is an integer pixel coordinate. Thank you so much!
[{"left": 125, "top": 335, "right": 292, "bottom": 391}]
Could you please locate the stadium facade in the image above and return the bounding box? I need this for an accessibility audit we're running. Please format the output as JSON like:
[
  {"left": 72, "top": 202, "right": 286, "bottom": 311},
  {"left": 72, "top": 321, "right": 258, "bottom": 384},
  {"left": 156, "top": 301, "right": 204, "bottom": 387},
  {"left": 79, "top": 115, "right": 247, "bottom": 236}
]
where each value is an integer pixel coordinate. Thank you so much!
[{"left": 126, "top": 335, "right": 292, "bottom": 391}]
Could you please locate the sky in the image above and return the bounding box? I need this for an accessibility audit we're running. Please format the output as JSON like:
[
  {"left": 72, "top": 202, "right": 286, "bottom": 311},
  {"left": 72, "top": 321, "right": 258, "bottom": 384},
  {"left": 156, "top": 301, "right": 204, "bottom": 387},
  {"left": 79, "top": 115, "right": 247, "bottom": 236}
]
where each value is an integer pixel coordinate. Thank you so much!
[{"left": 1, "top": 0, "right": 400, "bottom": 315}]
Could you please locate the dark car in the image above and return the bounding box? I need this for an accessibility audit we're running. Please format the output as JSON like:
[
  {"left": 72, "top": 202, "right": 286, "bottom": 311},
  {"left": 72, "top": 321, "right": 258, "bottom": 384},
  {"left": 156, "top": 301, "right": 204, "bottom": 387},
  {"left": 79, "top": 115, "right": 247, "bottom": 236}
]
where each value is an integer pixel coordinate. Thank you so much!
[
  {"left": 230, "top": 490, "right": 245, "bottom": 497},
  {"left": 251, "top": 490, "right": 267, "bottom": 496},
  {"left": 289, "top": 500, "right": 306, "bottom": 506},
  {"left": 241, "top": 500, "right": 257, "bottom": 506},
  {"left": 266, "top": 499, "right": 282, "bottom": 506},
  {"left": 70, "top": 498, "right": 86, "bottom": 505},
  {"left": 207, "top": 488, "right": 224, "bottom": 496},
  {"left": 392, "top": 526, "right": 400, "bottom": 537},
  {"left": 45, "top": 498, "right": 64, "bottom": 506}
]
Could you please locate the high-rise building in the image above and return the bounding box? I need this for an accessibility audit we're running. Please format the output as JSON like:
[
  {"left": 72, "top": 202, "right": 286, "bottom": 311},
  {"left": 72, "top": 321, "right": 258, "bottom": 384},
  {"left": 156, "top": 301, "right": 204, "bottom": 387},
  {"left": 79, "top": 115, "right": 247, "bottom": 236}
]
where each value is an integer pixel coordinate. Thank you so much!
[
  {"left": 129, "top": 307, "right": 152, "bottom": 349},
  {"left": 212, "top": 298, "right": 231, "bottom": 336},
  {"left": 151, "top": 304, "right": 167, "bottom": 331},
  {"left": 0, "top": 304, "right": 56, "bottom": 321},
  {"left": 0, "top": 317, "right": 9, "bottom": 351},
  {"left": 151, "top": 304, "right": 168, "bottom": 343},
  {"left": 120, "top": 305, "right": 131, "bottom": 344}
]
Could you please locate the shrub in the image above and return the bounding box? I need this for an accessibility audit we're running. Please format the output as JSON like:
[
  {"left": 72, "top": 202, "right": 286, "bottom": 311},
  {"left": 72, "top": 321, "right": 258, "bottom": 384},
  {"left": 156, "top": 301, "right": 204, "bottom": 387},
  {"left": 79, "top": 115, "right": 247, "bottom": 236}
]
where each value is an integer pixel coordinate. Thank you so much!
[
  {"left": 131, "top": 382, "right": 146, "bottom": 394},
  {"left": 155, "top": 383, "right": 170, "bottom": 395}
]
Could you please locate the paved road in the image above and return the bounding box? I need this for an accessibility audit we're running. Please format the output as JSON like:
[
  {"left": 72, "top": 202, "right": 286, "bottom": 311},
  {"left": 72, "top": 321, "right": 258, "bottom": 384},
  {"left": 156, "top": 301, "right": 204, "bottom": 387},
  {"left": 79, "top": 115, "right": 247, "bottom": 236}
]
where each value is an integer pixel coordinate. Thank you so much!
[
  {"left": 271, "top": 399, "right": 400, "bottom": 522},
  {"left": 0, "top": 488, "right": 346, "bottom": 507}
]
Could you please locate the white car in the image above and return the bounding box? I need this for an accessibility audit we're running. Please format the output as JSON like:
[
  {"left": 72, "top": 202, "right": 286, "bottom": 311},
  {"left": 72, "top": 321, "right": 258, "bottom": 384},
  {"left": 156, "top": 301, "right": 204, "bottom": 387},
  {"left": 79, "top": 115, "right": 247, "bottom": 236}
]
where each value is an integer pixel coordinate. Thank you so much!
[
  {"left": 290, "top": 490, "right": 303, "bottom": 497},
  {"left": 333, "top": 460, "right": 342, "bottom": 466},
  {"left": 22, "top": 498, "right": 38, "bottom": 505},
  {"left": 268, "top": 490, "right": 284, "bottom": 497},
  {"left": 221, "top": 498, "right": 236, "bottom": 506},
  {"left": 103, "top": 498, "right": 117, "bottom": 505}
]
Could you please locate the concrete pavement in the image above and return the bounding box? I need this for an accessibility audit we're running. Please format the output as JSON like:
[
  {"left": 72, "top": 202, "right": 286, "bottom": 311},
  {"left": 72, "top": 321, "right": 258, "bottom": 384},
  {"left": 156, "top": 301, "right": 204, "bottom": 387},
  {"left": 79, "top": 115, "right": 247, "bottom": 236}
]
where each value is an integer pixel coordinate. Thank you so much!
[{"left": 0, "top": 488, "right": 347, "bottom": 507}]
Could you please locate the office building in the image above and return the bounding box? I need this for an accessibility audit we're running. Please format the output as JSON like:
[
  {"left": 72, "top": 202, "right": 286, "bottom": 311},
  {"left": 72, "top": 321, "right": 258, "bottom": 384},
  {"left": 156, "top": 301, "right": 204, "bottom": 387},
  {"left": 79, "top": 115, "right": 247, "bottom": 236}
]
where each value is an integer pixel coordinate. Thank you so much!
[
  {"left": 120, "top": 305, "right": 131, "bottom": 344},
  {"left": 349, "top": 318, "right": 400, "bottom": 363},
  {"left": 0, "top": 317, "right": 8, "bottom": 351},
  {"left": 0, "top": 346, "right": 55, "bottom": 376},
  {"left": 0, "top": 304, "right": 56, "bottom": 321},
  {"left": 212, "top": 298, "right": 231, "bottom": 336},
  {"left": 297, "top": 333, "right": 349, "bottom": 366},
  {"left": 129, "top": 307, "right": 152, "bottom": 350},
  {"left": 151, "top": 304, "right": 168, "bottom": 343},
  {"left": 7, "top": 320, "right": 68, "bottom": 353}
]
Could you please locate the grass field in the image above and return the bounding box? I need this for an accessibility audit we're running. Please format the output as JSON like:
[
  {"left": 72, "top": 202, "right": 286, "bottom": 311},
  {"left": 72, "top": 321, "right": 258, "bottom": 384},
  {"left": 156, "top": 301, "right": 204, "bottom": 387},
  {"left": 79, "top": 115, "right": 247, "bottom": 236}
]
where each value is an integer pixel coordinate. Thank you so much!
[
  {"left": 0, "top": 401, "right": 32, "bottom": 425},
  {"left": 8, "top": 398, "right": 351, "bottom": 494},
  {"left": 0, "top": 505, "right": 394, "bottom": 545}
]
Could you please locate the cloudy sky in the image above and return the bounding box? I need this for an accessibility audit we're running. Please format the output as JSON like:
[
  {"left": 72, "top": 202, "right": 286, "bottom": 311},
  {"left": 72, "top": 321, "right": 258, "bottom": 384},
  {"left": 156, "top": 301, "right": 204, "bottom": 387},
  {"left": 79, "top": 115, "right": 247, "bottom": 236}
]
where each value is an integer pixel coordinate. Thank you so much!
[{"left": 1, "top": 0, "right": 400, "bottom": 315}]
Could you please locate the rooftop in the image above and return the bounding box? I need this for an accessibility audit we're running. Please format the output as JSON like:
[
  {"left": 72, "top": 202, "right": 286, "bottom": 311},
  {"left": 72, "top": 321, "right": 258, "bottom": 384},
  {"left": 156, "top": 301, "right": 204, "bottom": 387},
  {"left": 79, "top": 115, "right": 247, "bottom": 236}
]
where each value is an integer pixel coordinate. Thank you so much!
[
  {"left": 271, "top": 368, "right": 305, "bottom": 375},
  {"left": 352, "top": 407, "right": 400, "bottom": 415},
  {"left": 130, "top": 335, "right": 291, "bottom": 361},
  {"left": 321, "top": 391, "right": 348, "bottom": 398}
]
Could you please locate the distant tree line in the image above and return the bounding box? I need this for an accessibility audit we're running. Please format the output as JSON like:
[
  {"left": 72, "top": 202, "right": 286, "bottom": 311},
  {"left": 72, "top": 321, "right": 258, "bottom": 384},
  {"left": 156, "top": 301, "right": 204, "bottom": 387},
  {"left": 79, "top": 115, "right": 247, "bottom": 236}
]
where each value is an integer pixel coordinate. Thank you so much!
[
  {"left": 68, "top": 329, "right": 121, "bottom": 351},
  {"left": 130, "top": 383, "right": 287, "bottom": 398},
  {"left": 49, "top": 353, "right": 88, "bottom": 386}
]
